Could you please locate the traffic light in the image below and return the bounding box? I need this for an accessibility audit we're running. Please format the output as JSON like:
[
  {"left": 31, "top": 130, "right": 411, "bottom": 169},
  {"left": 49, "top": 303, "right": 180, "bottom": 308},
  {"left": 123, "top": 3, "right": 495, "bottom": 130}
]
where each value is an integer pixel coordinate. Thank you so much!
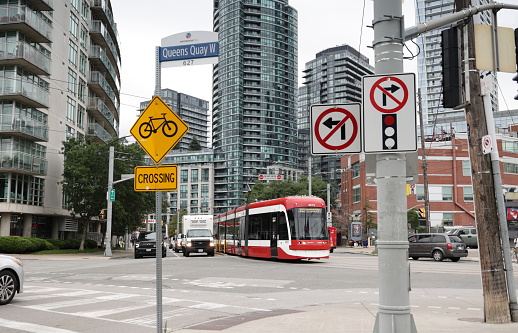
[
  {"left": 441, "top": 27, "right": 463, "bottom": 108},
  {"left": 99, "top": 209, "right": 106, "bottom": 220},
  {"left": 382, "top": 114, "right": 397, "bottom": 150}
]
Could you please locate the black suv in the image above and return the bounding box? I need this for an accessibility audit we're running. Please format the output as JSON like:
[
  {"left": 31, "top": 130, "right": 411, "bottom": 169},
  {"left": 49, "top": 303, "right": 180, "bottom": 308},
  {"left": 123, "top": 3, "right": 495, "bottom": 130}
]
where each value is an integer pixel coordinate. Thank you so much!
[
  {"left": 134, "top": 232, "right": 167, "bottom": 259},
  {"left": 408, "top": 233, "right": 468, "bottom": 262}
]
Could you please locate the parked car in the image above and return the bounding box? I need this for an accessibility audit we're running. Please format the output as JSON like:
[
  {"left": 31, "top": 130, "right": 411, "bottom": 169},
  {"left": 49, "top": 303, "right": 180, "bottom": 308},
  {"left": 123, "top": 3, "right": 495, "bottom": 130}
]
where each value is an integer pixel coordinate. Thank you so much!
[
  {"left": 172, "top": 234, "right": 183, "bottom": 253},
  {"left": 448, "top": 227, "right": 478, "bottom": 248},
  {"left": 0, "top": 255, "right": 24, "bottom": 305},
  {"left": 408, "top": 233, "right": 468, "bottom": 262},
  {"left": 134, "top": 232, "right": 167, "bottom": 259}
]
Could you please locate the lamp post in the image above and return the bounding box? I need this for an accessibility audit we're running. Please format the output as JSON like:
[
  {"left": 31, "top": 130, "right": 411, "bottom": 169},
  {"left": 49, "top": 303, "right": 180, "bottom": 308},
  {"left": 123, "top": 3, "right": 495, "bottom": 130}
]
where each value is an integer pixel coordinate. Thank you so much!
[{"left": 104, "top": 135, "right": 132, "bottom": 257}]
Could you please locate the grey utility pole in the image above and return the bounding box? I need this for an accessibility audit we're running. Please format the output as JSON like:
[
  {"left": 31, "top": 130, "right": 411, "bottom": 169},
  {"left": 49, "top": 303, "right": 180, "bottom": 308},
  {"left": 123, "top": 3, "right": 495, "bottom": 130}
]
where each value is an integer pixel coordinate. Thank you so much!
[
  {"left": 104, "top": 144, "right": 115, "bottom": 257},
  {"left": 372, "top": 1, "right": 417, "bottom": 332}
]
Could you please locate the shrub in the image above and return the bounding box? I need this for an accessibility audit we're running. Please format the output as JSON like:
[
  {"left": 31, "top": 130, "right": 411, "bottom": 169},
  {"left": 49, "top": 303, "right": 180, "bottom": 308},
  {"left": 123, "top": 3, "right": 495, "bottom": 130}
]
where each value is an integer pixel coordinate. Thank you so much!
[
  {"left": 84, "top": 239, "right": 98, "bottom": 249},
  {"left": 27, "top": 238, "right": 55, "bottom": 251},
  {"left": 46, "top": 239, "right": 66, "bottom": 249},
  {"left": 0, "top": 236, "right": 38, "bottom": 254}
]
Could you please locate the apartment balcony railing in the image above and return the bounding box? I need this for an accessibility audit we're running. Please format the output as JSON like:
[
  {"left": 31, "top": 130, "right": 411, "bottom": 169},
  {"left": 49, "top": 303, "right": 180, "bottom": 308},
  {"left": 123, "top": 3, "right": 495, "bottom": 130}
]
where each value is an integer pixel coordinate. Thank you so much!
[
  {"left": 87, "top": 97, "right": 117, "bottom": 135},
  {"left": 89, "top": 0, "right": 118, "bottom": 42},
  {"left": 89, "top": 45, "right": 120, "bottom": 88},
  {"left": 0, "top": 151, "right": 47, "bottom": 175},
  {"left": 0, "top": 6, "right": 52, "bottom": 43},
  {"left": 0, "top": 115, "right": 48, "bottom": 141},
  {"left": 0, "top": 41, "right": 51, "bottom": 75},
  {"left": 86, "top": 122, "right": 112, "bottom": 144},
  {"left": 90, "top": 20, "right": 121, "bottom": 66},
  {"left": 88, "top": 71, "right": 119, "bottom": 111},
  {"left": 28, "top": 0, "right": 53, "bottom": 11},
  {"left": 0, "top": 78, "right": 49, "bottom": 108}
]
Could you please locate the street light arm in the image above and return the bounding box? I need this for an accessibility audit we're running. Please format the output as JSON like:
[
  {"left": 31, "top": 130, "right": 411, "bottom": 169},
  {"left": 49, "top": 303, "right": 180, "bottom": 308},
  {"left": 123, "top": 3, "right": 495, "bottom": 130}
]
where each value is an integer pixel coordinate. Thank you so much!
[{"left": 404, "top": 2, "right": 518, "bottom": 41}]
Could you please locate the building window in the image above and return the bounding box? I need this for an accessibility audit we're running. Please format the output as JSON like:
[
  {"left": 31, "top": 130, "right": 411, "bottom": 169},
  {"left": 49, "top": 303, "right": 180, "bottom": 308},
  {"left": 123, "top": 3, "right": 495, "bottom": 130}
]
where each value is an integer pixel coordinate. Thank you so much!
[
  {"left": 69, "top": 40, "right": 78, "bottom": 67},
  {"left": 462, "top": 160, "right": 471, "bottom": 176},
  {"left": 442, "top": 213, "right": 453, "bottom": 226},
  {"left": 180, "top": 185, "right": 188, "bottom": 199},
  {"left": 80, "top": 25, "right": 88, "bottom": 49},
  {"left": 66, "top": 125, "right": 76, "bottom": 139},
  {"left": 71, "top": 0, "right": 80, "bottom": 11},
  {"left": 191, "top": 184, "right": 198, "bottom": 198},
  {"left": 502, "top": 141, "right": 518, "bottom": 153},
  {"left": 70, "top": 13, "right": 79, "bottom": 39},
  {"left": 68, "top": 68, "right": 77, "bottom": 95},
  {"left": 78, "top": 78, "right": 86, "bottom": 102},
  {"left": 81, "top": 0, "right": 89, "bottom": 20},
  {"left": 79, "top": 51, "right": 87, "bottom": 75},
  {"left": 352, "top": 162, "right": 360, "bottom": 178},
  {"left": 353, "top": 187, "right": 361, "bottom": 203},
  {"left": 201, "top": 168, "right": 210, "bottom": 182},
  {"left": 442, "top": 186, "right": 452, "bottom": 201},
  {"left": 416, "top": 185, "right": 425, "bottom": 201},
  {"left": 201, "top": 184, "right": 209, "bottom": 198},
  {"left": 180, "top": 170, "right": 188, "bottom": 183},
  {"left": 180, "top": 200, "right": 187, "bottom": 209},
  {"left": 77, "top": 105, "right": 85, "bottom": 130},
  {"left": 66, "top": 97, "right": 76, "bottom": 123},
  {"left": 463, "top": 186, "right": 473, "bottom": 201},
  {"left": 191, "top": 169, "right": 199, "bottom": 182},
  {"left": 504, "top": 163, "right": 518, "bottom": 174}
]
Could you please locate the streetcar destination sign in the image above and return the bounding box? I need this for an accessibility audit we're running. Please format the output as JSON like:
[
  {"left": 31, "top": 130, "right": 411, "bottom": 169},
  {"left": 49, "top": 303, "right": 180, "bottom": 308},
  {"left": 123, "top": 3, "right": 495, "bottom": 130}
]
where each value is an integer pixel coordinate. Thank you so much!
[{"left": 134, "top": 165, "right": 178, "bottom": 192}]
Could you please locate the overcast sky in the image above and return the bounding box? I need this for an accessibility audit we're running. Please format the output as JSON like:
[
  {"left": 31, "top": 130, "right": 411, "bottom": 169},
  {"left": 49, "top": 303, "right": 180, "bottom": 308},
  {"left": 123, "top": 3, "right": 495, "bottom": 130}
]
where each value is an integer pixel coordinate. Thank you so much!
[{"left": 110, "top": 0, "right": 518, "bottom": 141}]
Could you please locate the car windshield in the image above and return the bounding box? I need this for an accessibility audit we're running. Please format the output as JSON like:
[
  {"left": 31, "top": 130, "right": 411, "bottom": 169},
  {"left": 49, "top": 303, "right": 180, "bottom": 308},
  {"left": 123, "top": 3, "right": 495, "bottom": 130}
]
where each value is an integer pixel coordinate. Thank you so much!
[
  {"left": 187, "top": 229, "right": 212, "bottom": 237},
  {"left": 138, "top": 232, "right": 156, "bottom": 241}
]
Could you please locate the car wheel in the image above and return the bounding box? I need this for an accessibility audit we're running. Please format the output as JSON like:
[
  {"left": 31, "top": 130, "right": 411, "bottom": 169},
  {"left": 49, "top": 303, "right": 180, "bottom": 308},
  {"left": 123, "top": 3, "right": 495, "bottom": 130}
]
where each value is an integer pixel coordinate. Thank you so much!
[
  {"left": 451, "top": 257, "right": 460, "bottom": 262},
  {"left": 162, "top": 251, "right": 166, "bottom": 258},
  {"left": 412, "top": 257, "right": 419, "bottom": 260},
  {"left": 208, "top": 251, "right": 215, "bottom": 257},
  {"left": 330, "top": 249, "right": 334, "bottom": 253},
  {"left": 134, "top": 251, "right": 141, "bottom": 259},
  {"left": 432, "top": 250, "right": 444, "bottom": 261},
  {"left": 174, "top": 248, "right": 179, "bottom": 253},
  {"left": 0, "top": 270, "right": 17, "bottom": 305}
]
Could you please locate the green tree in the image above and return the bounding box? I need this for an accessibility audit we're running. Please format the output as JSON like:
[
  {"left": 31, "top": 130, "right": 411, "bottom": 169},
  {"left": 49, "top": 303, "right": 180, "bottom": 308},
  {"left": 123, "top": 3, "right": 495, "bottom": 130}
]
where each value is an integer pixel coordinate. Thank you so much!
[
  {"left": 188, "top": 137, "right": 202, "bottom": 151},
  {"left": 247, "top": 176, "right": 328, "bottom": 203},
  {"left": 62, "top": 137, "right": 154, "bottom": 251},
  {"left": 362, "top": 198, "right": 377, "bottom": 230}
]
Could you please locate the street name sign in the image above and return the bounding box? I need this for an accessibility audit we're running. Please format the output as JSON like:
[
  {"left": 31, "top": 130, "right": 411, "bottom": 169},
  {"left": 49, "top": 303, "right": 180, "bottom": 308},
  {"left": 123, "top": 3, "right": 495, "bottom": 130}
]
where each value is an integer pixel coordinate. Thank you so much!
[
  {"left": 160, "top": 31, "right": 219, "bottom": 68},
  {"left": 362, "top": 73, "right": 417, "bottom": 153},
  {"left": 130, "top": 95, "right": 189, "bottom": 164},
  {"left": 134, "top": 165, "right": 178, "bottom": 191},
  {"left": 310, "top": 103, "right": 361, "bottom": 155}
]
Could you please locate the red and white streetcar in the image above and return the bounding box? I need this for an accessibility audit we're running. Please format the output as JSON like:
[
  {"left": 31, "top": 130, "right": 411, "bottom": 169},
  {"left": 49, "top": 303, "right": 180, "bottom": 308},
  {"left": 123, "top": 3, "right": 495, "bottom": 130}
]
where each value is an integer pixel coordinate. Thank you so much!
[{"left": 214, "top": 196, "right": 330, "bottom": 260}]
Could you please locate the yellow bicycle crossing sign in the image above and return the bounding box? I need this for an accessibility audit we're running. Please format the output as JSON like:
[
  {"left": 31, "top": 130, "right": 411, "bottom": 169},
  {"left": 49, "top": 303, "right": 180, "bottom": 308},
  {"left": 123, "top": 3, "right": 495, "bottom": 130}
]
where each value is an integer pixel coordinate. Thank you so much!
[{"left": 130, "top": 95, "right": 190, "bottom": 164}]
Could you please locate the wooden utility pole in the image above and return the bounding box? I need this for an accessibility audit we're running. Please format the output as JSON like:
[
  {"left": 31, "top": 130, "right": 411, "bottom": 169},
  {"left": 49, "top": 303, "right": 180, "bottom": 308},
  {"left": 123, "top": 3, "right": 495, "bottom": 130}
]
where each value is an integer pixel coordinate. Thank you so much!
[{"left": 455, "top": 0, "right": 510, "bottom": 323}]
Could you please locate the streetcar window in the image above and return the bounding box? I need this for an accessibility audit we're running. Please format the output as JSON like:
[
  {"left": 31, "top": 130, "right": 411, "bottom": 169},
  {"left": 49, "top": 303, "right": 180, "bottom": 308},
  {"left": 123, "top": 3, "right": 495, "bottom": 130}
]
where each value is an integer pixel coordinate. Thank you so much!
[
  {"left": 287, "top": 208, "right": 327, "bottom": 240},
  {"left": 278, "top": 212, "right": 288, "bottom": 240}
]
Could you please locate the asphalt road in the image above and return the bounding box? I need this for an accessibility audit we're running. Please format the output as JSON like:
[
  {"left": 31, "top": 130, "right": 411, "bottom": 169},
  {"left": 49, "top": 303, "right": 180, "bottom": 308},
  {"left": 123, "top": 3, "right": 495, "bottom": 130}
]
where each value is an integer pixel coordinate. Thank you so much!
[{"left": 1, "top": 248, "right": 512, "bottom": 332}]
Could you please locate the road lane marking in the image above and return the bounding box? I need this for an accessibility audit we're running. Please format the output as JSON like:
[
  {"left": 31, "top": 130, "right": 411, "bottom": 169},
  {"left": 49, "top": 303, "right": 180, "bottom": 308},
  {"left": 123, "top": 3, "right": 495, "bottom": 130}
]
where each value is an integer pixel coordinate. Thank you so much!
[{"left": 0, "top": 319, "right": 77, "bottom": 333}]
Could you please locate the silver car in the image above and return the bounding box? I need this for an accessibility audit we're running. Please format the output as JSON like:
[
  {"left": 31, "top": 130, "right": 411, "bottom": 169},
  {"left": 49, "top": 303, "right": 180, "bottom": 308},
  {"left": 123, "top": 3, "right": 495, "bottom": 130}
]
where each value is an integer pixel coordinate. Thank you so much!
[
  {"left": 0, "top": 254, "right": 24, "bottom": 305},
  {"left": 408, "top": 233, "right": 468, "bottom": 262}
]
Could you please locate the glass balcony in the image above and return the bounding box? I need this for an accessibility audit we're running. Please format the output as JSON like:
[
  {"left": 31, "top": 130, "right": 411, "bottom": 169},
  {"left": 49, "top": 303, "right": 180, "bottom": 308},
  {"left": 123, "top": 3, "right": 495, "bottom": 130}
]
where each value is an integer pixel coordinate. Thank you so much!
[
  {"left": 0, "top": 41, "right": 51, "bottom": 75},
  {"left": 87, "top": 97, "right": 117, "bottom": 134},
  {"left": 88, "top": 71, "right": 118, "bottom": 111},
  {"left": 28, "top": 0, "right": 53, "bottom": 11},
  {"left": 0, "top": 114, "right": 48, "bottom": 141},
  {"left": 90, "top": 0, "right": 118, "bottom": 41},
  {"left": 0, "top": 151, "right": 47, "bottom": 176},
  {"left": 90, "top": 20, "right": 121, "bottom": 66},
  {"left": 0, "top": 6, "right": 52, "bottom": 43},
  {"left": 0, "top": 78, "right": 49, "bottom": 108},
  {"left": 89, "top": 45, "right": 119, "bottom": 89},
  {"left": 86, "top": 122, "right": 112, "bottom": 144}
]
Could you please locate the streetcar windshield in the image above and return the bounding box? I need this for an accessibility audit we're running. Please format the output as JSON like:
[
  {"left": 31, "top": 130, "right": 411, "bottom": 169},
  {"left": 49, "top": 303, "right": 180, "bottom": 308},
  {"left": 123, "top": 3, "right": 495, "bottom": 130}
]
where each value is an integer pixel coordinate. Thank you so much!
[{"left": 287, "top": 207, "right": 327, "bottom": 240}]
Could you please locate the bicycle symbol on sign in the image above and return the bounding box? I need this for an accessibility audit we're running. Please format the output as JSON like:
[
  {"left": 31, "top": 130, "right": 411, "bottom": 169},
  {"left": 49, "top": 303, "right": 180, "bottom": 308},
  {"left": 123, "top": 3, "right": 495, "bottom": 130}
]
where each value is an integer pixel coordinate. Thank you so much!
[{"left": 138, "top": 113, "right": 178, "bottom": 139}]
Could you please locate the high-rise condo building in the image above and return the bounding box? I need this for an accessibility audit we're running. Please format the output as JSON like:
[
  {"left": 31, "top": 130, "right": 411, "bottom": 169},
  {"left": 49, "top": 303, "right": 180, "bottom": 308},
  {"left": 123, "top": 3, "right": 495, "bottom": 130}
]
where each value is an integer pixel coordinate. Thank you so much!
[
  {"left": 298, "top": 44, "right": 374, "bottom": 193},
  {"left": 212, "top": 0, "right": 298, "bottom": 213},
  {"left": 415, "top": 0, "right": 497, "bottom": 137},
  {"left": 0, "top": 0, "right": 120, "bottom": 239}
]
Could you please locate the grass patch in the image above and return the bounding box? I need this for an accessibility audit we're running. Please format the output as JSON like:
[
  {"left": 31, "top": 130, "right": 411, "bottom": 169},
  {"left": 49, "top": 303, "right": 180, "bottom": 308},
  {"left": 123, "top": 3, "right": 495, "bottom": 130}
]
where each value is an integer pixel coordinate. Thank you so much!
[{"left": 31, "top": 248, "right": 105, "bottom": 255}]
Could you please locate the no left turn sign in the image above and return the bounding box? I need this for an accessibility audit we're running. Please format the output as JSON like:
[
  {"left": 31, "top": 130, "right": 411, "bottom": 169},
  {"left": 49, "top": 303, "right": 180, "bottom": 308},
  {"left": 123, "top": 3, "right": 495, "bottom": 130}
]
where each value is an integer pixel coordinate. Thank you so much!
[{"left": 310, "top": 103, "right": 361, "bottom": 155}]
